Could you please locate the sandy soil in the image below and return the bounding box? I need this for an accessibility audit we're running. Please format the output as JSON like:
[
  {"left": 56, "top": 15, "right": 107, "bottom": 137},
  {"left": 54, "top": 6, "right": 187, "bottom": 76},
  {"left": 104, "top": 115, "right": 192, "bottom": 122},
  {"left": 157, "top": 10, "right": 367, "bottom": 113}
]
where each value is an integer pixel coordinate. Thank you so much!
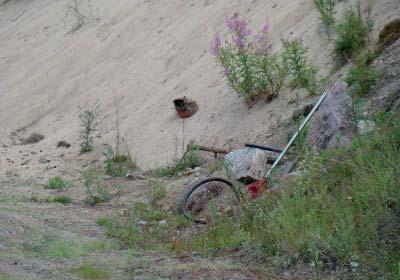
[{"left": 1, "top": 0, "right": 398, "bottom": 180}]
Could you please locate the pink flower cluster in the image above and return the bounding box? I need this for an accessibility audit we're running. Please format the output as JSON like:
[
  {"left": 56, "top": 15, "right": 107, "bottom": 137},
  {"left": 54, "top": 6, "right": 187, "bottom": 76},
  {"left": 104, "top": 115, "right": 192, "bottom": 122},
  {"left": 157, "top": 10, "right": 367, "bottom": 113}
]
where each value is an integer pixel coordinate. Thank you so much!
[
  {"left": 210, "top": 14, "right": 270, "bottom": 57},
  {"left": 225, "top": 13, "right": 252, "bottom": 48},
  {"left": 209, "top": 32, "right": 221, "bottom": 57}
]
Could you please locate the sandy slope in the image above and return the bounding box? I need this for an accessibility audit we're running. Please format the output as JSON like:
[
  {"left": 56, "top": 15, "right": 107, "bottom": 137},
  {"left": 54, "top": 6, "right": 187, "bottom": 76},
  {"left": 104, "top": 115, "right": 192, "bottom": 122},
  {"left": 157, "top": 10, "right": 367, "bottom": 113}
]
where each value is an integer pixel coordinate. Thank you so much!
[{"left": 0, "top": 0, "right": 398, "bottom": 176}]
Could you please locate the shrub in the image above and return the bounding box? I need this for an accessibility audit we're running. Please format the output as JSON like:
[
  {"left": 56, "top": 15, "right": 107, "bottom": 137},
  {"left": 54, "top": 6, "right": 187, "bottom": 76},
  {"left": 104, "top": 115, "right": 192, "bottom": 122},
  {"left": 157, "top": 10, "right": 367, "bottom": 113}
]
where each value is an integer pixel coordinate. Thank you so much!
[
  {"left": 78, "top": 101, "right": 102, "bottom": 154},
  {"left": 47, "top": 176, "right": 68, "bottom": 190},
  {"left": 282, "top": 39, "right": 319, "bottom": 95},
  {"left": 83, "top": 168, "right": 110, "bottom": 205},
  {"left": 346, "top": 56, "right": 381, "bottom": 96},
  {"left": 314, "top": 0, "right": 336, "bottom": 30},
  {"left": 53, "top": 195, "right": 72, "bottom": 204},
  {"left": 333, "top": 5, "right": 373, "bottom": 65},
  {"left": 210, "top": 14, "right": 287, "bottom": 104}
]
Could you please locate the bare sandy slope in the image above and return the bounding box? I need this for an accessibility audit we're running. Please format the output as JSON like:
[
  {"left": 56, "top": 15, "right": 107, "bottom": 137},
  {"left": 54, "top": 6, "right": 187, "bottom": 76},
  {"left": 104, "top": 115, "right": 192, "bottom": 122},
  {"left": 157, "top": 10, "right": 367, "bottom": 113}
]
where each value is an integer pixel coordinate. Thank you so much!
[{"left": 0, "top": 0, "right": 398, "bottom": 177}]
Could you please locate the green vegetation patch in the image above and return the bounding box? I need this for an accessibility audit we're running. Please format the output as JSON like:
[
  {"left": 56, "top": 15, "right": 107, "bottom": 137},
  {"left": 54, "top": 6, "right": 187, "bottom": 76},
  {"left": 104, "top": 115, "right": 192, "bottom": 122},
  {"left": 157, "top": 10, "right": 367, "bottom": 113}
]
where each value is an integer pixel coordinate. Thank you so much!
[
  {"left": 333, "top": 6, "right": 373, "bottom": 65},
  {"left": 53, "top": 195, "right": 72, "bottom": 204},
  {"left": 46, "top": 176, "right": 68, "bottom": 190},
  {"left": 74, "top": 265, "right": 110, "bottom": 280},
  {"left": 188, "top": 115, "right": 400, "bottom": 278},
  {"left": 154, "top": 146, "right": 200, "bottom": 177}
]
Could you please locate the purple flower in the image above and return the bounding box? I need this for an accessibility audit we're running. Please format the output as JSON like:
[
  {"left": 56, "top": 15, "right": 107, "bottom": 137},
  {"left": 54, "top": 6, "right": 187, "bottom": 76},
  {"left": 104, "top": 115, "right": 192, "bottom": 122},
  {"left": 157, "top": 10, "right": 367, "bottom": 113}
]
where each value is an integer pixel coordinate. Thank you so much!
[
  {"left": 254, "top": 19, "right": 270, "bottom": 54},
  {"left": 224, "top": 67, "right": 230, "bottom": 75},
  {"left": 262, "top": 21, "right": 270, "bottom": 34},
  {"left": 226, "top": 13, "right": 251, "bottom": 38},
  {"left": 235, "top": 36, "right": 244, "bottom": 48},
  {"left": 209, "top": 32, "right": 221, "bottom": 57}
]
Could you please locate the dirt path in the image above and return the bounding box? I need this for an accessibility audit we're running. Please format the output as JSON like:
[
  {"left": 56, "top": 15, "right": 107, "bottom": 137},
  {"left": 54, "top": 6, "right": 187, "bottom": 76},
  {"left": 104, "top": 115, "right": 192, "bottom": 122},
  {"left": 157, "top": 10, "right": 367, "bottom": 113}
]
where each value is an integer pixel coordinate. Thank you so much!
[{"left": 0, "top": 174, "right": 264, "bottom": 280}]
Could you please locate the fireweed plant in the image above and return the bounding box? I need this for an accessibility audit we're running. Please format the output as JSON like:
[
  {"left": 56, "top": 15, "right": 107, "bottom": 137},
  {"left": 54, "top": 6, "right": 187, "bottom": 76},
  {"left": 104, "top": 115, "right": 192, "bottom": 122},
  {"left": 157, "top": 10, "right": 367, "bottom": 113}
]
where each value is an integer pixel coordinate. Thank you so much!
[{"left": 210, "top": 14, "right": 287, "bottom": 104}]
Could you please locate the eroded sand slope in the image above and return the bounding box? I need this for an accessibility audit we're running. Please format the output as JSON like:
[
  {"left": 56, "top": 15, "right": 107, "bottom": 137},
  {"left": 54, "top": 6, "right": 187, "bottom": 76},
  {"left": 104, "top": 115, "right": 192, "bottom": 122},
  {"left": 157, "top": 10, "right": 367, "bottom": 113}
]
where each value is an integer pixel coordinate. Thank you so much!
[{"left": 0, "top": 0, "right": 398, "bottom": 175}]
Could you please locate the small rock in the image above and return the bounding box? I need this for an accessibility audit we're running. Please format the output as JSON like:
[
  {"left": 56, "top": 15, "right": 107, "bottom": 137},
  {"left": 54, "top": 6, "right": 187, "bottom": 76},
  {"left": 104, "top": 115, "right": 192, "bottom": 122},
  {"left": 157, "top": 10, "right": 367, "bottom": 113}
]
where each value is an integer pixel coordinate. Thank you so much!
[
  {"left": 39, "top": 157, "right": 50, "bottom": 164},
  {"left": 138, "top": 220, "right": 147, "bottom": 226},
  {"left": 23, "top": 133, "right": 44, "bottom": 144},
  {"left": 159, "top": 220, "right": 167, "bottom": 226},
  {"left": 357, "top": 120, "right": 376, "bottom": 135},
  {"left": 57, "top": 141, "right": 71, "bottom": 148}
]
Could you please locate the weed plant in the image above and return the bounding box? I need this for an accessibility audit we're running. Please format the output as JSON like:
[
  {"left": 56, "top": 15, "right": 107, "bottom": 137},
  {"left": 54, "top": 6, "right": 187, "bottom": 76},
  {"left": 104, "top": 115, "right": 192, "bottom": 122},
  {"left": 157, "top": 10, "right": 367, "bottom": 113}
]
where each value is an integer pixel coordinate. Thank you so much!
[
  {"left": 78, "top": 101, "right": 102, "bottom": 154},
  {"left": 104, "top": 145, "right": 133, "bottom": 177},
  {"left": 53, "top": 195, "right": 72, "bottom": 204},
  {"left": 210, "top": 14, "right": 287, "bottom": 104},
  {"left": 346, "top": 54, "right": 382, "bottom": 97},
  {"left": 333, "top": 5, "right": 373, "bottom": 65},
  {"left": 314, "top": 0, "right": 336, "bottom": 31},
  {"left": 47, "top": 176, "right": 68, "bottom": 190},
  {"left": 155, "top": 146, "right": 200, "bottom": 177},
  {"left": 83, "top": 168, "right": 110, "bottom": 205},
  {"left": 282, "top": 39, "right": 319, "bottom": 95}
]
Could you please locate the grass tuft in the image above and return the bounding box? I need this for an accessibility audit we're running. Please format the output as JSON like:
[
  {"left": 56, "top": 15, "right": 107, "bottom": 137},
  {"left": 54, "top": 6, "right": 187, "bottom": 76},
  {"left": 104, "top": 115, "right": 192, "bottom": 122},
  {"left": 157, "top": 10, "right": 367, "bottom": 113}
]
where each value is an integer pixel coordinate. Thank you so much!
[
  {"left": 333, "top": 5, "right": 373, "bottom": 65},
  {"left": 154, "top": 146, "right": 200, "bottom": 177},
  {"left": 314, "top": 0, "right": 336, "bottom": 31},
  {"left": 53, "top": 195, "right": 72, "bottom": 204},
  {"left": 74, "top": 265, "right": 110, "bottom": 280},
  {"left": 83, "top": 168, "right": 110, "bottom": 206},
  {"left": 46, "top": 176, "right": 68, "bottom": 190}
]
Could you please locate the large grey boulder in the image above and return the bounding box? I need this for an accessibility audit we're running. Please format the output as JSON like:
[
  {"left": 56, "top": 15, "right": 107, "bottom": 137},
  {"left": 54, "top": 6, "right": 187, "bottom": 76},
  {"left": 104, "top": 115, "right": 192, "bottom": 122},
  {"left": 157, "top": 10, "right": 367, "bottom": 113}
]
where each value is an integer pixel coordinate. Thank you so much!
[
  {"left": 306, "top": 82, "right": 356, "bottom": 152},
  {"left": 224, "top": 148, "right": 270, "bottom": 182}
]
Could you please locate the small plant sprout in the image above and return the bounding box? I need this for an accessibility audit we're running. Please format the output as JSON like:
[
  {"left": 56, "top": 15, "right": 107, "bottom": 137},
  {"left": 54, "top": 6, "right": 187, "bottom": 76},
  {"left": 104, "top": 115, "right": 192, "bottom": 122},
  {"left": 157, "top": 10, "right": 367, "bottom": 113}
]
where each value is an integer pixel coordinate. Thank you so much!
[
  {"left": 282, "top": 39, "right": 319, "bottom": 95},
  {"left": 210, "top": 14, "right": 287, "bottom": 104},
  {"left": 78, "top": 100, "right": 103, "bottom": 154}
]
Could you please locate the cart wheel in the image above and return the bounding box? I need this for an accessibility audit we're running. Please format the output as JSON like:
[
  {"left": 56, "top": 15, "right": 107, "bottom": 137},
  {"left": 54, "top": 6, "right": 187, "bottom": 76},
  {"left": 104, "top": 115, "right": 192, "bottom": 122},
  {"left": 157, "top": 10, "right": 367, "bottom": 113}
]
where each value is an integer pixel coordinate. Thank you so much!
[{"left": 180, "top": 177, "right": 241, "bottom": 224}]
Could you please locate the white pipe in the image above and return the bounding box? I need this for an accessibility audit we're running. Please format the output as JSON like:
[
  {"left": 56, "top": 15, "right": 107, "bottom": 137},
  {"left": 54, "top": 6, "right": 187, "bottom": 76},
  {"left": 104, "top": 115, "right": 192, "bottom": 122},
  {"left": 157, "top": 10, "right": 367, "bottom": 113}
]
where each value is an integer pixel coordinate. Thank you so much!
[{"left": 265, "top": 92, "right": 328, "bottom": 179}]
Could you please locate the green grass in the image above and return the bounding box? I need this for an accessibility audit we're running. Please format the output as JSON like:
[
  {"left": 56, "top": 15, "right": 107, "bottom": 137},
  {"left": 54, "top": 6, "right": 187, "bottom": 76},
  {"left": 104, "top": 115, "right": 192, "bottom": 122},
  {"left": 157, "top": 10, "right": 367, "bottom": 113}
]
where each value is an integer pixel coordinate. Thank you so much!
[
  {"left": 314, "top": 0, "right": 336, "bottom": 30},
  {"left": 83, "top": 168, "right": 111, "bottom": 206},
  {"left": 154, "top": 147, "right": 200, "bottom": 177},
  {"left": 0, "top": 273, "right": 17, "bottom": 280},
  {"left": 346, "top": 57, "right": 381, "bottom": 97},
  {"left": 207, "top": 159, "right": 224, "bottom": 173},
  {"left": 46, "top": 176, "right": 68, "bottom": 190},
  {"left": 333, "top": 6, "right": 373, "bottom": 65},
  {"left": 95, "top": 182, "right": 188, "bottom": 251},
  {"left": 74, "top": 265, "right": 110, "bottom": 280},
  {"left": 53, "top": 195, "right": 72, "bottom": 204},
  {"left": 188, "top": 115, "right": 400, "bottom": 278},
  {"left": 44, "top": 239, "right": 85, "bottom": 258}
]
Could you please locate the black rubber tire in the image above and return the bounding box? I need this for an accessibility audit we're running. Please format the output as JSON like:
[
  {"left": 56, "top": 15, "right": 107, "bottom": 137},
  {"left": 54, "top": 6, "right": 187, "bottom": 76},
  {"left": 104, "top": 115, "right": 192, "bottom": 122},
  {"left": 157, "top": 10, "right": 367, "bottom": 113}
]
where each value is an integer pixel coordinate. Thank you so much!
[{"left": 180, "top": 177, "right": 238, "bottom": 224}]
